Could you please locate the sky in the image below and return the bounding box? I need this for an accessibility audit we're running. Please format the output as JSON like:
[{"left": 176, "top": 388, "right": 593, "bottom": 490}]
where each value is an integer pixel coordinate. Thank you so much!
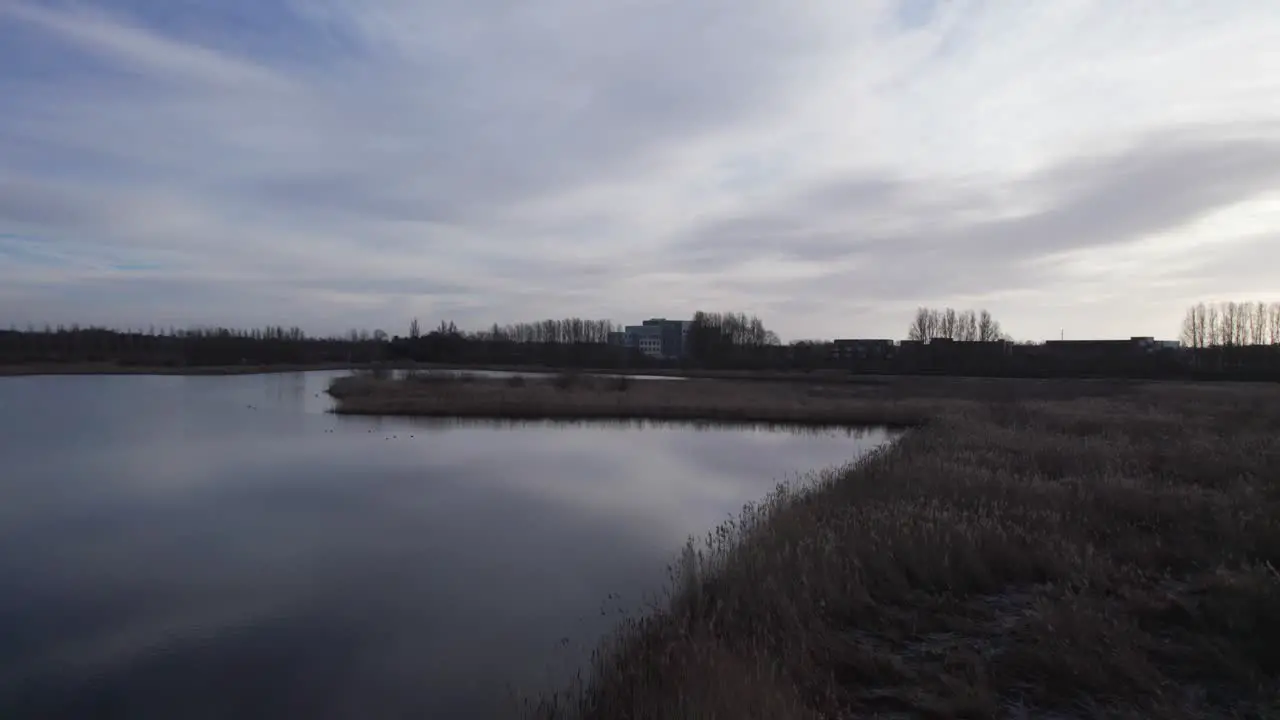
[{"left": 1, "top": 0, "right": 1279, "bottom": 342}]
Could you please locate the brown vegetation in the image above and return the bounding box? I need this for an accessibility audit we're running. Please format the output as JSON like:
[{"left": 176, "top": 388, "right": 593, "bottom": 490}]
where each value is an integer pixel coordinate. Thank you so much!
[
  {"left": 331, "top": 373, "right": 1280, "bottom": 717},
  {"left": 514, "top": 379, "right": 1280, "bottom": 719},
  {"left": 327, "top": 372, "right": 941, "bottom": 427}
]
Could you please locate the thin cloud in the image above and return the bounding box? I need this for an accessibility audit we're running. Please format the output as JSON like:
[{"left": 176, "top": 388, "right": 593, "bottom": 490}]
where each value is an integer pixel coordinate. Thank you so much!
[{"left": 0, "top": 2, "right": 286, "bottom": 89}]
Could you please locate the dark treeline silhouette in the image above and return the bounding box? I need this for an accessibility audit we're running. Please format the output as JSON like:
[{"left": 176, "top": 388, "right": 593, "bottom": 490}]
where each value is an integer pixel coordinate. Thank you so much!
[
  {"left": 385, "top": 312, "right": 784, "bottom": 369},
  {"left": 1180, "top": 301, "right": 1280, "bottom": 347},
  {"left": 5, "top": 301, "right": 1279, "bottom": 380},
  {"left": 884, "top": 302, "right": 1278, "bottom": 380},
  {"left": 685, "top": 311, "right": 780, "bottom": 369},
  {"left": 481, "top": 318, "right": 618, "bottom": 344},
  {"left": 388, "top": 317, "right": 639, "bottom": 368},
  {"left": 0, "top": 325, "right": 388, "bottom": 367},
  {"left": 1177, "top": 300, "right": 1280, "bottom": 376},
  {"left": 907, "top": 307, "right": 1006, "bottom": 342}
]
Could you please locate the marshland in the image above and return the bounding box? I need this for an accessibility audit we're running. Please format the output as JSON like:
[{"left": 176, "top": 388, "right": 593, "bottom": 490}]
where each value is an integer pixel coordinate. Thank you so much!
[
  {"left": 331, "top": 371, "right": 1280, "bottom": 718},
  {"left": 328, "top": 370, "right": 932, "bottom": 426},
  {"left": 530, "top": 378, "right": 1280, "bottom": 719},
  {"left": 1, "top": 369, "right": 1275, "bottom": 718}
]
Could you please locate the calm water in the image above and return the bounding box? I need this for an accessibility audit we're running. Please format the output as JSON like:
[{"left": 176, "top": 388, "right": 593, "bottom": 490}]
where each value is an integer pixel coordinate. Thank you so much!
[{"left": 0, "top": 371, "right": 893, "bottom": 719}]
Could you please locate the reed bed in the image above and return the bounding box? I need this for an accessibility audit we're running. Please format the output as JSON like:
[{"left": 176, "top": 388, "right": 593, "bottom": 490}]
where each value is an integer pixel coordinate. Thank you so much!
[
  {"left": 521, "top": 381, "right": 1280, "bottom": 719},
  {"left": 334, "top": 373, "right": 1280, "bottom": 717},
  {"left": 329, "top": 373, "right": 946, "bottom": 427}
]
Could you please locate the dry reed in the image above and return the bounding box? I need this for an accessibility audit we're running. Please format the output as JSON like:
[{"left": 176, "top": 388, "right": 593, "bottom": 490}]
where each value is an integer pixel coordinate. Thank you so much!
[
  {"left": 519, "top": 380, "right": 1280, "bottom": 719},
  {"left": 328, "top": 373, "right": 935, "bottom": 427},
  {"left": 335, "top": 373, "right": 1280, "bottom": 717}
]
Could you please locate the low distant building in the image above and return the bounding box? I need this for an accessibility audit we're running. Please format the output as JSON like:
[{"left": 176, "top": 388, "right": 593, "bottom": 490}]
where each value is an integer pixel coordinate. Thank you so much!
[
  {"left": 830, "top": 339, "right": 896, "bottom": 361},
  {"left": 645, "top": 318, "right": 692, "bottom": 359},
  {"left": 622, "top": 318, "right": 692, "bottom": 359},
  {"left": 1044, "top": 336, "right": 1179, "bottom": 358},
  {"left": 623, "top": 324, "right": 664, "bottom": 358}
]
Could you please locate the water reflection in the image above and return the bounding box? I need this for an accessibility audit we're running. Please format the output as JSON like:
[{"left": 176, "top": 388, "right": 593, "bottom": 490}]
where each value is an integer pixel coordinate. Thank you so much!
[
  {"left": 362, "top": 415, "right": 886, "bottom": 437},
  {"left": 376, "top": 368, "right": 687, "bottom": 382},
  {"left": 0, "top": 371, "right": 893, "bottom": 719}
]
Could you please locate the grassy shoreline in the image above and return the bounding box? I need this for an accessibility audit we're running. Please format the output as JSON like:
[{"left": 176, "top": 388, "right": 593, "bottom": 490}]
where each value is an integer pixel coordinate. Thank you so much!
[
  {"left": 333, "top": 372, "right": 1280, "bottom": 717},
  {"left": 412, "top": 364, "right": 878, "bottom": 383},
  {"left": 517, "top": 380, "right": 1280, "bottom": 719},
  {"left": 327, "top": 373, "right": 941, "bottom": 427}
]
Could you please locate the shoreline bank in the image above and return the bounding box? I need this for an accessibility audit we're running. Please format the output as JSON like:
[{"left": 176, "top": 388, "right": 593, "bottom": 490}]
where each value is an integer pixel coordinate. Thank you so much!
[
  {"left": 327, "top": 374, "right": 937, "bottom": 428},
  {"left": 515, "top": 379, "right": 1280, "bottom": 719}
]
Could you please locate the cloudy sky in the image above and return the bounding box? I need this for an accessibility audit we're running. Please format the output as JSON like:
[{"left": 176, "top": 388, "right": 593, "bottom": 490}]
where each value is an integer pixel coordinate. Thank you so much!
[{"left": 2, "top": 0, "right": 1278, "bottom": 341}]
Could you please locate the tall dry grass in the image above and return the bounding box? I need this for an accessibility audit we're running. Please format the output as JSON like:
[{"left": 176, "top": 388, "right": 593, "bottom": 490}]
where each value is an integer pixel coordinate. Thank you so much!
[
  {"left": 327, "top": 373, "right": 937, "bottom": 427},
  {"left": 518, "top": 381, "right": 1280, "bottom": 719}
]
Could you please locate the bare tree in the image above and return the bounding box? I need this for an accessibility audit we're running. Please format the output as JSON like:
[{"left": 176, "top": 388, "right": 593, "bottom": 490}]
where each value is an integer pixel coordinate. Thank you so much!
[
  {"left": 1181, "top": 302, "right": 1213, "bottom": 349},
  {"left": 1236, "top": 302, "right": 1251, "bottom": 345},
  {"left": 1180, "top": 307, "right": 1197, "bottom": 349},
  {"left": 908, "top": 308, "right": 932, "bottom": 342},
  {"left": 1252, "top": 302, "right": 1268, "bottom": 346},
  {"left": 957, "top": 310, "right": 979, "bottom": 341},
  {"left": 409, "top": 318, "right": 421, "bottom": 339},
  {"left": 909, "top": 307, "right": 1004, "bottom": 342},
  {"left": 977, "top": 309, "right": 1002, "bottom": 342},
  {"left": 1194, "top": 302, "right": 1208, "bottom": 348},
  {"left": 1179, "top": 300, "right": 1280, "bottom": 347},
  {"left": 1206, "top": 305, "right": 1221, "bottom": 346},
  {"left": 1221, "top": 303, "right": 1238, "bottom": 346},
  {"left": 939, "top": 308, "right": 958, "bottom": 339},
  {"left": 1230, "top": 302, "right": 1245, "bottom": 345}
]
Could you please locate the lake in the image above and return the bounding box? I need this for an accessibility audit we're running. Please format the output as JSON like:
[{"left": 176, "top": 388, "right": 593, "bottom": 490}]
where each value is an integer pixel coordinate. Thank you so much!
[{"left": 0, "top": 371, "right": 894, "bottom": 719}]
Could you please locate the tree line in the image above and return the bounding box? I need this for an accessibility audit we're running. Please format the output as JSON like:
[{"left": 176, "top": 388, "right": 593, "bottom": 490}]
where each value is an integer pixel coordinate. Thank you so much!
[
  {"left": 390, "top": 316, "right": 630, "bottom": 368},
  {"left": 0, "top": 325, "right": 390, "bottom": 367},
  {"left": 906, "top": 307, "right": 1006, "bottom": 342},
  {"left": 1180, "top": 301, "right": 1280, "bottom": 348},
  {"left": 409, "top": 317, "right": 622, "bottom": 345},
  {"left": 7, "top": 302, "right": 1279, "bottom": 379},
  {"left": 388, "top": 311, "right": 783, "bottom": 368},
  {"left": 404, "top": 312, "right": 782, "bottom": 351},
  {"left": 684, "top": 311, "right": 780, "bottom": 368},
  {"left": 690, "top": 312, "right": 780, "bottom": 347}
]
